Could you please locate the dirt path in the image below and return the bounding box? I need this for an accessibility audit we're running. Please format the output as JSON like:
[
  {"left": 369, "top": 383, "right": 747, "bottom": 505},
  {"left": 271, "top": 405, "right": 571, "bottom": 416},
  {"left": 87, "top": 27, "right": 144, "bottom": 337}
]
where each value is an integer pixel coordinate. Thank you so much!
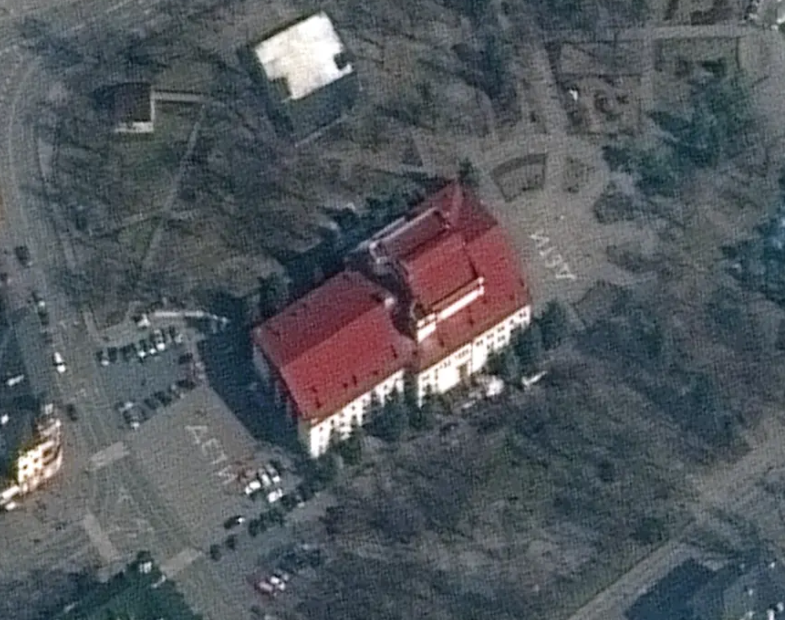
[{"left": 546, "top": 20, "right": 785, "bottom": 620}]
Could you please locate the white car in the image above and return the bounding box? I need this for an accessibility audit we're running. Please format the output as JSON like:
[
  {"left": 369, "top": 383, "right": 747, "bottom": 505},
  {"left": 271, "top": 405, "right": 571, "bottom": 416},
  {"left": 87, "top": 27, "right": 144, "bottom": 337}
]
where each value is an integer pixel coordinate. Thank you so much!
[
  {"left": 153, "top": 329, "right": 166, "bottom": 352},
  {"left": 268, "top": 575, "right": 286, "bottom": 591},
  {"left": 53, "top": 352, "right": 67, "bottom": 374},
  {"left": 265, "top": 464, "right": 282, "bottom": 485},
  {"left": 255, "top": 579, "right": 276, "bottom": 597},
  {"left": 266, "top": 488, "right": 284, "bottom": 504},
  {"left": 244, "top": 479, "right": 262, "bottom": 496},
  {"left": 116, "top": 401, "right": 135, "bottom": 414},
  {"left": 258, "top": 471, "right": 273, "bottom": 489},
  {"left": 272, "top": 569, "right": 291, "bottom": 583}
]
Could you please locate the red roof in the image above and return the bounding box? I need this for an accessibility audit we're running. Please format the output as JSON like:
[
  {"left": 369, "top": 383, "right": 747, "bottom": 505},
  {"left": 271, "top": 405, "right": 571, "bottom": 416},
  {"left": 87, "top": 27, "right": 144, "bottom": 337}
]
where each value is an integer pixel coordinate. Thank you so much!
[
  {"left": 414, "top": 224, "right": 530, "bottom": 369},
  {"left": 400, "top": 232, "right": 477, "bottom": 310},
  {"left": 252, "top": 181, "right": 530, "bottom": 423},
  {"left": 253, "top": 271, "right": 413, "bottom": 421},
  {"left": 377, "top": 181, "right": 530, "bottom": 367}
]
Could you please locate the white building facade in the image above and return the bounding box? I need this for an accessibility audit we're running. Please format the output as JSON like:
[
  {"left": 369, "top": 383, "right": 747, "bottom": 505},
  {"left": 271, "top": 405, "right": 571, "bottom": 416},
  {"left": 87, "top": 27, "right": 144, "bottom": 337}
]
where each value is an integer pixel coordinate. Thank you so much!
[
  {"left": 415, "top": 304, "right": 531, "bottom": 402},
  {"left": 253, "top": 182, "right": 532, "bottom": 459}
]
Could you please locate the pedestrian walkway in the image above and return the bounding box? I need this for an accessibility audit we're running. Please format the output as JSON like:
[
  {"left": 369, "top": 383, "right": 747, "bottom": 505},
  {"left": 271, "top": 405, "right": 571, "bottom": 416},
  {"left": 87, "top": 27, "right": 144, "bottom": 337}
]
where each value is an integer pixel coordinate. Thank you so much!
[{"left": 82, "top": 511, "right": 122, "bottom": 564}]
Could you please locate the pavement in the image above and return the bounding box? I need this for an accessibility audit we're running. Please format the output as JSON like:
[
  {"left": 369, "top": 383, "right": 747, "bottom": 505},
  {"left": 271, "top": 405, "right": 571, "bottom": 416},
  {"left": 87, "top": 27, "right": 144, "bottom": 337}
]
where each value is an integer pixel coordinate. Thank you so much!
[
  {"left": 0, "top": 1, "right": 268, "bottom": 619},
  {"left": 0, "top": 3, "right": 777, "bottom": 620},
  {"left": 347, "top": 9, "right": 785, "bottom": 620}
]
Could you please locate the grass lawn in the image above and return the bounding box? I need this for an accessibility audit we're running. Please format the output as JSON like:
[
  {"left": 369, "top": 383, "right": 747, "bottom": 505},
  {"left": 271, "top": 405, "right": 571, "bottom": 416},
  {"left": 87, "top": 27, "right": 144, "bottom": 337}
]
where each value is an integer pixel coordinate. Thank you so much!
[
  {"left": 57, "top": 558, "right": 200, "bottom": 620},
  {"left": 117, "top": 218, "right": 158, "bottom": 263},
  {"left": 108, "top": 102, "right": 201, "bottom": 220}
]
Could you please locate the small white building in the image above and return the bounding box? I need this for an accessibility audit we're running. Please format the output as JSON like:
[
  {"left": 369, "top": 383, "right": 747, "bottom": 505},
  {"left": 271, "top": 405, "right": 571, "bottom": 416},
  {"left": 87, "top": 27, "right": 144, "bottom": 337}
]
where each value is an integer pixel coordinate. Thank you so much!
[
  {"left": 249, "top": 12, "right": 359, "bottom": 141},
  {"left": 99, "top": 82, "right": 156, "bottom": 135},
  {"left": 252, "top": 181, "right": 532, "bottom": 458}
]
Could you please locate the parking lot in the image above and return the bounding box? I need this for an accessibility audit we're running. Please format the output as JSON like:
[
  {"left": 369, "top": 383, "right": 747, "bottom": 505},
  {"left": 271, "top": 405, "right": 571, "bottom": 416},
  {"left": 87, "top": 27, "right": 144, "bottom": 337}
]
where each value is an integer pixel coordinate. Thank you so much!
[
  {"left": 93, "top": 324, "right": 199, "bottom": 430},
  {"left": 126, "top": 386, "right": 294, "bottom": 545}
]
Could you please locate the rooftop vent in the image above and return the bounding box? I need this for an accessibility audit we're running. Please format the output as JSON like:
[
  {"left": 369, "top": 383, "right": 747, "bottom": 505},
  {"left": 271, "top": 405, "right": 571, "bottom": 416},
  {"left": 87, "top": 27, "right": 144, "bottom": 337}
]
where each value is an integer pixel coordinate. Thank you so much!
[{"left": 334, "top": 51, "right": 351, "bottom": 70}]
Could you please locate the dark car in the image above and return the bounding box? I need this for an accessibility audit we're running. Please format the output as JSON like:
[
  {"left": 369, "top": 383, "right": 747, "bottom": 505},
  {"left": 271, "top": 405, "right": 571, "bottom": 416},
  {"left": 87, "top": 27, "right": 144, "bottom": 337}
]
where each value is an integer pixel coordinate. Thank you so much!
[
  {"left": 279, "top": 552, "right": 307, "bottom": 574},
  {"left": 96, "top": 350, "right": 108, "bottom": 367},
  {"left": 223, "top": 515, "right": 246, "bottom": 530},
  {"left": 37, "top": 308, "right": 50, "bottom": 327},
  {"left": 169, "top": 383, "right": 183, "bottom": 399},
  {"left": 178, "top": 353, "right": 193, "bottom": 365},
  {"left": 297, "top": 483, "right": 315, "bottom": 502},
  {"left": 168, "top": 325, "right": 180, "bottom": 342},
  {"left": 107, "top": 347, "right": 119, "bottom": 363},
  {"left": 31, "top": 290, "right": 45, "bottom": 309},
  {"left": 154, "top": 391, "right": 172, "bottom": 406},
  {"left": 121, "top": 345, "right": 134, "bottom": 362},
  {"left": 65, "top": 403, "right": 78, "bottom": 421},
  {"left": 14, "top": 245, "right": 31, "bottom": 267},
  {"left": 280, "top": 493, "right": 299, "bottom": 512},
  {"left": 176, "top": 378, "right": 196, "bottom": 391}
]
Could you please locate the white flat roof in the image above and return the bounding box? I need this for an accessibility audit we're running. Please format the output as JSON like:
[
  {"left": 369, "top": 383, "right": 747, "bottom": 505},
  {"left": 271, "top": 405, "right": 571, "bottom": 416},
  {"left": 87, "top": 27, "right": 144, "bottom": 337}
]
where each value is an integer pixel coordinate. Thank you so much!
[{"left": 253, "top": 12, "right": 353, "bottom": 102}]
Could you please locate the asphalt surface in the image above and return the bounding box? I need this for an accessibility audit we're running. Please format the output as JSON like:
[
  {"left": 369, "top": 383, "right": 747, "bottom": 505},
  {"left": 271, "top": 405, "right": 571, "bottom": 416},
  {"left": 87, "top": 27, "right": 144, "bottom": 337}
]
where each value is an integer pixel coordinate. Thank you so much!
[
  {"left": 0, "top": 1, "right": 259, "bottom": 618},
  {"left": 98, "top": 341, "right": 189, "bottom": 427}
]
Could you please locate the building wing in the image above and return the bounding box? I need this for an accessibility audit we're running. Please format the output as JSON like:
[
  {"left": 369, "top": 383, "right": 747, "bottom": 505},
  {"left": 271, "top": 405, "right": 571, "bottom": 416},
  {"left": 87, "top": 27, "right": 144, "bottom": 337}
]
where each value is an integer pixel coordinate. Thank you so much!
[{"left": 254, "top": 270, "right": 412, "bottom": 421}]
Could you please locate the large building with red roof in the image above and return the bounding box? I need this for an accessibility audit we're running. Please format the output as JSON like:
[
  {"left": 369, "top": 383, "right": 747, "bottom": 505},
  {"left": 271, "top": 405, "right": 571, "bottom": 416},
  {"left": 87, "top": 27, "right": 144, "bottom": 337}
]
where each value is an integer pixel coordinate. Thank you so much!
[{"left": 252, "top": 181, "right": 531, "bottom": 457}]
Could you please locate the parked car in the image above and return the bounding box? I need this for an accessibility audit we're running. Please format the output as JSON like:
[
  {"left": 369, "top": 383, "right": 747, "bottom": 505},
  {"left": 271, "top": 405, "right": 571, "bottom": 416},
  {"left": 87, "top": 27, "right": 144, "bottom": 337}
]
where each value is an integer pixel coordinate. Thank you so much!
[
  {"left": 265, "top": 463, "right": 282, "bottom": 485},
  {"left": 266, "top": 488, "right": 284, "bottom": 505},
  {"left": 53, "top": 351, "right": 66, "bottom": 374},
  {"left": 169, "top": 383, "right": 183, "bottom": 399},
  {"left": 268, "top": 575, "right": 286, "bottom": 592},
  {"left": 153, "top": 329, "right": 166, "bottom": 352},
  {"left": 223, "top": 515, "right": 246, "bottom": 530},
  {"left": 280, "top": 494, "right": 298, "bottom": 512},
  {"left": 96, "top": 350, "right": 109, "bottom": 367},
  {"left": 37, "top": 308, "right": 50, "bottom": 327},
  {"left": 258, "top": 470, "right": 273, "bottom": 489},
  {"left": 137, "top": 340, "right": 147, "bottom": 361},
  {"left": 31, "top": 290, "right": 45, "bottom": 311},
  {"left": 298, "top": 483, "right": 315, "bottom": 502},
  {"left": 143, "top": 397, "right": 159, "bottom": 411},
  {"left": 272, "top": 569, "right": 291, "bottom": 584},
  {"left": 65, "top": 403, "right": 78, "bottom": 421},
  {"left": 178, "top": 353, "right": 193, "bottom": 365},
  {"left": 168, "top": 325, "right": 183, "bottom": 344},
  {"left": 146, "top": 339, "right": 157, "bottom": 356},
  {"left": 116, "top": 401, "right": 134, "bottom": 414},
  {"left": 14, "top": 245, "right": 31, "bottom": 267},
  {"left": 177, "top": 378, "right": 196, "bottom": 391},
  {"left": 244, "top": 479, "right": 263, "bottom": 497},
  {"left": 121, "top": 345, "right": 133, "bottom": 362},
  {"left": 292, "top": 487, "right": 306, "bottom": 506},
  {"left": 107, "top": 347, "right": 119, "bottom": 363},
  {"left": 254, "top": 579, "right": 277, "bottom": 598},
  {"left": 123, "top": 408, "right": 142, "bottom": 430},
  {"left": 279, "top": 553, "right": 307, "bottom": 574}
]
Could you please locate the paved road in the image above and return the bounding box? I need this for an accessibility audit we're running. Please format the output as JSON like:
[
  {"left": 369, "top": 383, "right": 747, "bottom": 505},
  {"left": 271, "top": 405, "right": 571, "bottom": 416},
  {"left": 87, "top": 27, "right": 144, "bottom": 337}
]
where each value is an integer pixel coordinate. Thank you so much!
[{"left": 0, "top": 1, "right": 256, "bottom": 618}]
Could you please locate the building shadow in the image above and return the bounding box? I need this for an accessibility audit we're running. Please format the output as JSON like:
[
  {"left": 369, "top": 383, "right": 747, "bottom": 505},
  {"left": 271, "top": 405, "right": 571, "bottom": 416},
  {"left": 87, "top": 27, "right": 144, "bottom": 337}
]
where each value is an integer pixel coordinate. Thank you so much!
[{"left": 195, "top": 290, "right": 299, "bottom": 452}]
